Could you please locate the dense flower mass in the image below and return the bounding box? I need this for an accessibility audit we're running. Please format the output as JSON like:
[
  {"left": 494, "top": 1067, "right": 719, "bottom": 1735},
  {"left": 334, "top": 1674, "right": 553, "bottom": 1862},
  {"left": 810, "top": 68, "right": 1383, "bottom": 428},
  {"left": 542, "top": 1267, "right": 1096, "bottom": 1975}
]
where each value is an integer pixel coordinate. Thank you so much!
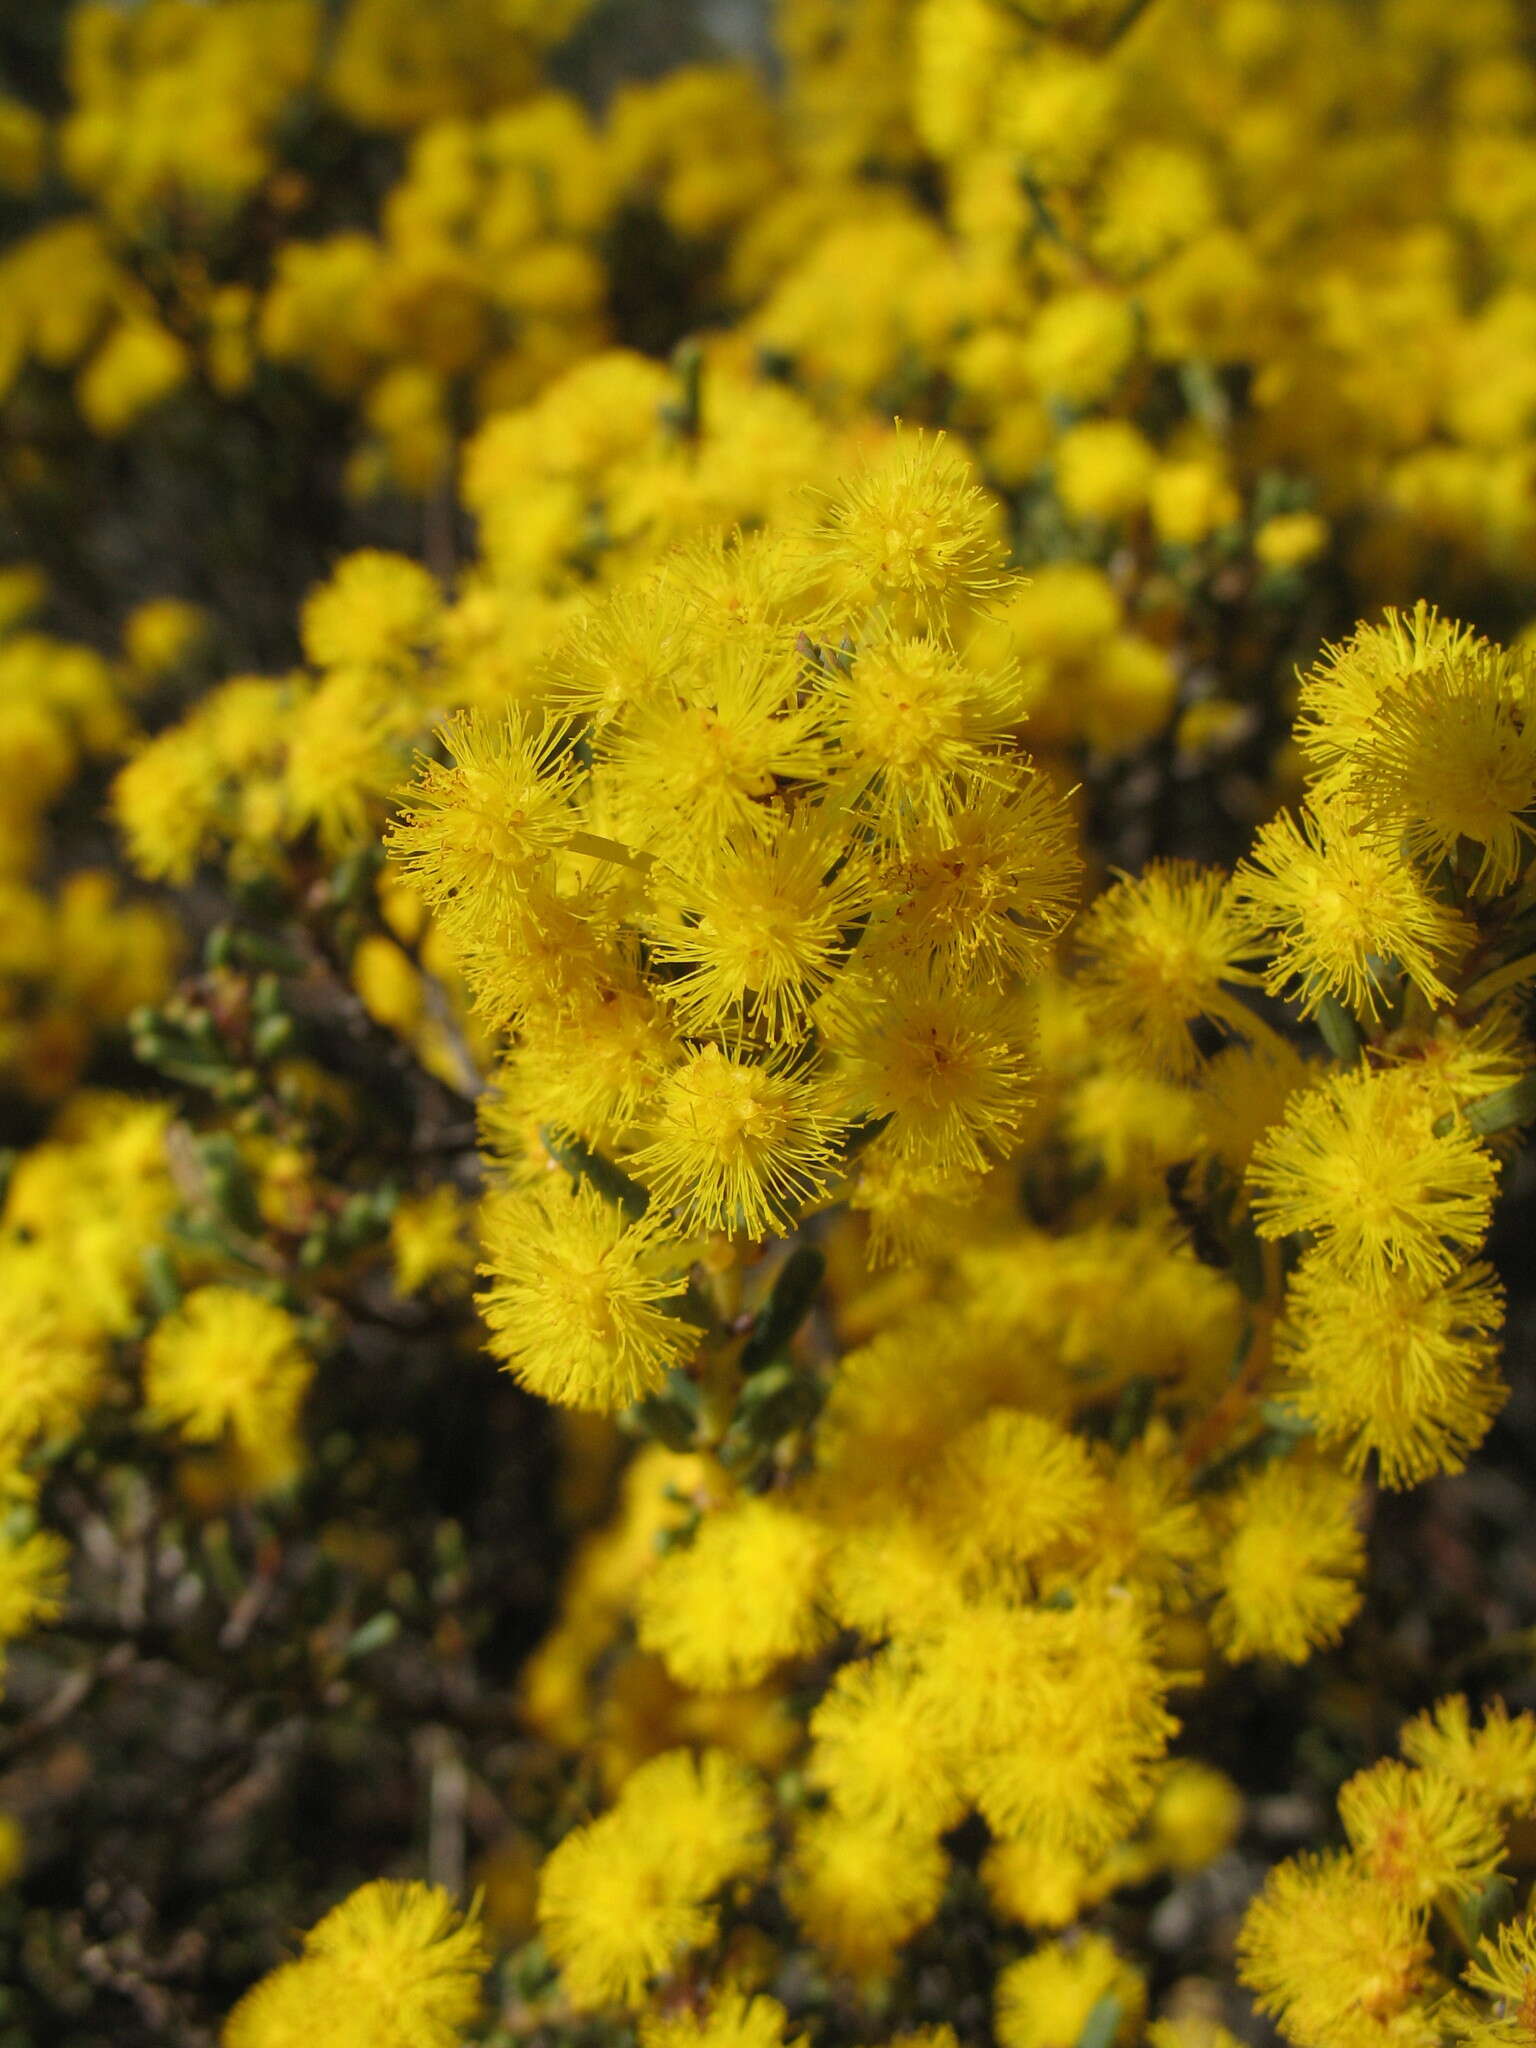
[{"left": 4, "top": 0, "right": 1536, "bottom": 2044}]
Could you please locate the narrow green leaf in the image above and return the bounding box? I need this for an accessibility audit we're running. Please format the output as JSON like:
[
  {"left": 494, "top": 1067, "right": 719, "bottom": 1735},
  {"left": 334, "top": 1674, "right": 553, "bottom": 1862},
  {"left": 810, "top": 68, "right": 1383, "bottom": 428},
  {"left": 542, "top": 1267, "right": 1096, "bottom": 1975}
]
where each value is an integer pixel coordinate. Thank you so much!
[
  {"left": 1077, "top": 1995, "right": 1122, "bottom": 2048},
  {"left": 740, "top": 1245, "right": 826, "bottom": 1375},
  {"left": 1464, "top": 1072, "right": 1536, "bottom": 1138},
  {"left": 1314, "top": 993, "right": 1362, "bottom": 1064}
]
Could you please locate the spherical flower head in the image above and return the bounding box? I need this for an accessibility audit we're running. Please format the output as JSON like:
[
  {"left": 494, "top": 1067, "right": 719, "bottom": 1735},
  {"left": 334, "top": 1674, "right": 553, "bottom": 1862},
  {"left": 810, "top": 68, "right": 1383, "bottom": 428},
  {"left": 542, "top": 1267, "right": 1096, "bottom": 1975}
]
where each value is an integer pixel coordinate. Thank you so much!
[
  {"left": 1400, "top": 1695, "right": 1536, "bottom": 1818},
  {"left": 996, "top": 43, "right": 1122, "bottom": 182},
  {"left": 537, "top": 1747, "right": 769, "bottom": 2009},
  {"left": 77, "top": 318, "right": 189, "bottom": 438},
  {"left": 646, "top": 813, "right": 869, "bottom": 1040},
  {"left": 807, "top": 1648, "right": 964, "bottom": 1837},
  {"left": 548, "top": 579, "right": 698, "bottom": 729},
  {"left": 643, "top": 1998, "right": 805, "bottom": 2048},
  {"left": 923, "top": 1408, "right": 1105, "bottom": 1587},
  {"left": 0, "top": 1294, "right": 104, "bottom": 1461},
  {"left": 1247, "top": 1066, "right": 1499, "bottom": 1287},
  {"left": 637, "top": 1495, "right": 830, "bottom": 1689},
  {"left": 1296, "top": 603, "right": 1489, "bottom": 799},
  {"left": 124, "top": 596, "right": 208, "bottom": 680},
  {"left": 142, "top": 1286, "right": 313, "bottom": 1491},
  {"left": 1022, "top": 289, "right": 1138, "bottom": 406},
  {"left": 602, "top": 643, "right": 825, "bottom": 861},
  {"left": 818, "top": 635, "right": 1025, "bottom": 844},
  {"left": 1459, "top": 1914, "right": 1536, "bottom": 2048},
  {"left": 1347, "top": 642, "right": 1536, "bottom": 893},
  {"left": 225, "top": 1881, "right": 486, "bottom": 2048},
  {"left": 845, "top": 1145, "right": 986, "bottom": 1267},
  {"left": 0, "top": 1529, "right": 68, "bottom": 1653},
  {"left": 1150, "top": 1761, "right": 1244, "bottom": 1875},
  {"left": 388, "top": 709, "right": 579, "bottom": 937},
  {"left": 113, "top": 725, "right": 220, "bottom": 884},
  {"left": 1211, "top": 1458, "right": 1364, "bottom": 1664},
  {"left": 825, "top": 971, "right": 1034, "bottom": 1174},
  {"left": 1255, "top": 510, "right": 1329, "bottom": 571},
  {"left": 285, "top": 672, "right": 409, "bottom": 854},
  {"left": 1237, "top": 1851, "right": 1435, "bottom": 2048},
  {"left": 783, "top": 1806, "right": 947, "bottom": 1976},
  {"left": 876, "top": 769, "right": 1080, "bottom": 984},
  {"left": 477, "top": 1178, "right": 698, "bottom": 1411},
  {"left": 982, "top": 1836, "right": 1100, "bottom": 1932},
  {"left": 1076, "top": 859, "right": 1264, "bottom": 1076},
  {"left": 995, "top": 1933, "right": 1146, "bottom": 2048},
  {"left": 629, "top": 1044, "right": 847, "bottom": 1237},
  {"left": 510, "top": 978, "right": 682, "bottom": 1148},
  {"left": 300, "top": 550, "right": 443, "bottom": 674},
  {"left": 1277, "top": 1257, "right": 1506, "bottom": 1488},
  {"left": 304, "top": 1882, "right": 485, "bottom": 2029},
  {"left": 1093, "top": 140, "right": 1217, "bottom": 275},
  {"left": 813, "top": 429, "right": 1008, "bottom": 632},
  {"left": 1338, "top": 1758, "right": 1504, "bottom": 1907},
  {"left": 1054, "top": 417, "right": 1156, "bottom": 524},
  {"left": 959, "top": 1600, "right": 1176, "bottom": 1857}
]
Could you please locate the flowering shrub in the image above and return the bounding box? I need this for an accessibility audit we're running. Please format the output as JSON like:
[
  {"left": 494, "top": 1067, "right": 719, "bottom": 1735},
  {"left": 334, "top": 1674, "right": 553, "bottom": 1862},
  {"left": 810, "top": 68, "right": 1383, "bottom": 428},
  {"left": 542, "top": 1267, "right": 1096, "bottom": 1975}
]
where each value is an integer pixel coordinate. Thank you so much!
[{"left": 4, "top": 2, "right": 1536, "bottom": 2045}]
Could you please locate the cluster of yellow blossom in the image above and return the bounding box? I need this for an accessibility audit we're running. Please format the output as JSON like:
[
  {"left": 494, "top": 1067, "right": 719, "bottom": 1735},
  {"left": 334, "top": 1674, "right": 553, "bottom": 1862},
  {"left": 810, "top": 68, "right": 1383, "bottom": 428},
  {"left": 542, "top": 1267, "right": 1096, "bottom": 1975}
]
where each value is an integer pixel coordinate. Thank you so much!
[
  {"left": 96, "top": 319, "right": 1536, "bottom": 2048},
  {"left": 1241, "top": 1694, "right": 1536, "bottom": 2048},
  {"left": 0, "top": 568, "right": 184, "bottom": 1098},
  {"left": 223, "top": 1879, "right": 487, "bottom": 2048},
  {"left": 4, "top": 0, "right": 1536, "bottom": 2042},
  {"left": 0, "top": 1093, "right": 175, "bottom": 1686}
]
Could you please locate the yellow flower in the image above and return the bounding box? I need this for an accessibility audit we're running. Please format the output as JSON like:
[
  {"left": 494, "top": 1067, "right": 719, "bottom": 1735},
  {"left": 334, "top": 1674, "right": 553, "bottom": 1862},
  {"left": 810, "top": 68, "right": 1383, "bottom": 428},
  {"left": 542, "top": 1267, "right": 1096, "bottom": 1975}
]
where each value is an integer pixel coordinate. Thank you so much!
[
  {"left": 645, "top": 811, "right": 870, "bottom": 1039},
  {"left": 142, "top": 1287, "right": 313, "bottom": 1492},
  {"left": 825, "top": 971, "right": 1033, "bottom": 1173},
  {"left": 1457, "top": 1915, "right": 1536, "bottom": 2047},
  {"left": 1237, "top": 1851, "right": 1435, "bottom": 2048},
  {"left": 1348, "top": 641, "right": 1536, "bottom": 892},
  {"left": 783, "top": 1806, "right": 947, "bottom": 1976},
  {"left": 1255, "top": 510, "right": 1328, "bottom": 570},
  {"left": 388, "top": 709, "right": 580, "bottom": 937},
  {"left": 871, "top": 770, "right": 1080, "bottom": 990},
  {"left": 637, "top": 1496, "right": 830, "bottom": 1689},
  {"left": 1075, "top": 860, "right": 1264, "bottom": 1077},
  {"left": 1295, "top": 603, "right": 1486, "bottom": 801},
  {"left": 1023, "top": 290, "right": 1137, "bottom": 406},
  {"left": 602, "top": 641, "right": 825, "bottom": 861},
  {"left": 223, "top": 1881, "right": 486, "bottom": 2048},
  {"left": 817, "top": 635, "right": 1025, "bottom": 844},
  {"left": 1399, "top": 1695, "right": 1536, "bottom": 1819},
  {"left": 1054, "top": 418, "right": 1156, "bottom": 524},
  {"left": 806, "top": 1648, "right": 964, "bottom": 1837},
  {"left": 1277, "top": 1258, "right": 1506, "bottom": 1487},
  {"left": 301, "top": 550, "right": 443, "bottom": 674},
  {"left": 1210, "top": 1459, "right": 1364, "bottom": 1664},
  {"left": 1338, "top": 1758, "right": 1504, "bottom": 1907},
  {"left": 629, "top": 1045, "right": 846, "bottom": 1237},
  {"left": 0, "top": 1529, "right": 69, "bottom": 1664},
  {"left": 478, "top": 1177, "right": 698, "bottom": 1410},
  {"left": 642, "top": 1994, "right": 805, "bottom": 2048},
  {"left": 995, "top": 1933, "right": 1145, "bottom": 2048},
  {"left": 1248, "top": 1067, "right": 1499, "bottom": 1287},
  {"left": 812, "top": 429, "right": 1007, "bottom": 632},
  {"left": 537, "top": 1747, "right": 769, "bottom": 2009}
]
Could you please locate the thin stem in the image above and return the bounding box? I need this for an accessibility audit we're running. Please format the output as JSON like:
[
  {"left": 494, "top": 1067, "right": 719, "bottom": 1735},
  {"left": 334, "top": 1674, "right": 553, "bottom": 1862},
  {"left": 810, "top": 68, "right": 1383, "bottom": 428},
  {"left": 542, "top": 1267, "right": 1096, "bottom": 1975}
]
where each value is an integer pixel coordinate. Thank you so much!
[{"left": 563, "top": 829, "right": 655, "bottom": 875}]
